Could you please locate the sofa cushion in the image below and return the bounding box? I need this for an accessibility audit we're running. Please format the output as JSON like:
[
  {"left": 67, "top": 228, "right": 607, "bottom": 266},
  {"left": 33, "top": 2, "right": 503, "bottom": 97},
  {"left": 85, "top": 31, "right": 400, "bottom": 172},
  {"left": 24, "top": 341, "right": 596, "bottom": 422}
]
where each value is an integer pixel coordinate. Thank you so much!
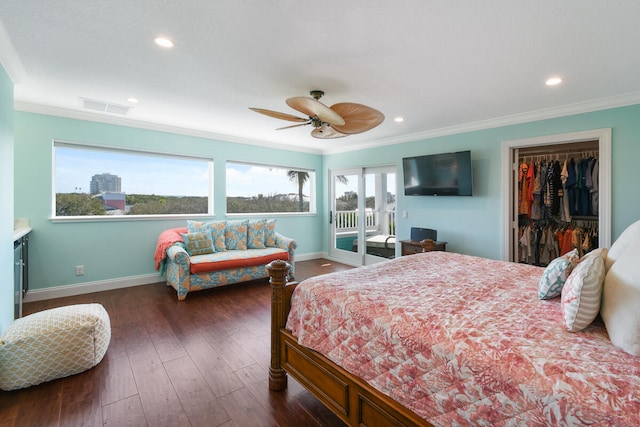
[
  {"left": 225, "top": 220, "right": 248, "bottom": 250},
  {"left": 181, "top": 231, "right": 214, "bottom": 255},
  {"left": 247, "top": 219, "right": 266, "bottom": 249},
  {"left": 187, "top": 220, "right": 226, "bottom": 252},
  {"left": 265, "top": 219, "right": 277, "bottom": 247},
  {"left": 189, "top": 248, "right": 289, "bottom": 274}
]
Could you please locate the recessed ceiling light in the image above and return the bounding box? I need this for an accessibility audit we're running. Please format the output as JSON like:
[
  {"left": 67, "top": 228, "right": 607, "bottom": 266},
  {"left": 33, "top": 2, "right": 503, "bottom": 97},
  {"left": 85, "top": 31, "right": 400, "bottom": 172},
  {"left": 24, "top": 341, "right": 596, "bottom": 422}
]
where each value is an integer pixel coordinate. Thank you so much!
[
  {"left": 154, "top": 37, "right": 174, "bottom": 48},
  {"left": 545, "top": 77, "right": 563, "bottom": 86},
  {"left": 127, "top": 97, "right": 139, "bottom": 103},
  {"left": 394, "top": 117, "right": 404, "bottom": 123}
]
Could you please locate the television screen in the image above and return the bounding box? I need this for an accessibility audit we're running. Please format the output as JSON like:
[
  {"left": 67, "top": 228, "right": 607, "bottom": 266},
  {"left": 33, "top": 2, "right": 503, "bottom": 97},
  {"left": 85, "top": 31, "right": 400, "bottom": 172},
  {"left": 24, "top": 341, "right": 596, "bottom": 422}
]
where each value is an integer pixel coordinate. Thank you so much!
[{"left": 402, "top": 150, "right": 473, "bottom": 196}]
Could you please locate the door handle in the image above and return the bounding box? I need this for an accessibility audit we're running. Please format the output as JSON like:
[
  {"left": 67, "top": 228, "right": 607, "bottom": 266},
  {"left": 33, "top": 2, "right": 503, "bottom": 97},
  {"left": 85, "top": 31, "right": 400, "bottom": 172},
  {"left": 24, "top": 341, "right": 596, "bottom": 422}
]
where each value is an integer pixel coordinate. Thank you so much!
[{"left": 329, "top": 210, "right": 333, "bottom": 224}]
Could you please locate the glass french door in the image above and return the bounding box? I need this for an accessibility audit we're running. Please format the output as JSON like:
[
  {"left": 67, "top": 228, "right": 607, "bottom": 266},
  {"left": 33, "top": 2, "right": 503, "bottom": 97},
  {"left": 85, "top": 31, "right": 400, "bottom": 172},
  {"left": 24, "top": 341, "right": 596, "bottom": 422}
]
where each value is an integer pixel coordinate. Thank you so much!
[{"left": 329, "top": 166, "right": 396, "bottom": 266}]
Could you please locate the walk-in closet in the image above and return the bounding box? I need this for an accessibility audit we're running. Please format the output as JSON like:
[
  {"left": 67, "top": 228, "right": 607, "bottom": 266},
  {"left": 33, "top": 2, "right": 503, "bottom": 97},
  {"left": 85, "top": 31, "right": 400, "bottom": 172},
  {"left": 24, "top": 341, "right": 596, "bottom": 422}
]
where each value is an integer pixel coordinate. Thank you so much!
[
  {"left": 501, "top": 128, "right": 611, "bottom": 263},
  {"left": 516, "top": 140, "right": 599, "bottom": 266}
]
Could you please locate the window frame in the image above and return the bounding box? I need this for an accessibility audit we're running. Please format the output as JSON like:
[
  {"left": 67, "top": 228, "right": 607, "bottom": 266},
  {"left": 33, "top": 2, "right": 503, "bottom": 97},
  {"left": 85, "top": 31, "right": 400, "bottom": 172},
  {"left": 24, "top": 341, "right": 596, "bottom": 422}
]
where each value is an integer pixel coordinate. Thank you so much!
[
  {"left": 225, "top": 160, "right": 317, "bottom": 217},
  {"left": 51, "top": 140, "right": 215, "bottom": 222}
]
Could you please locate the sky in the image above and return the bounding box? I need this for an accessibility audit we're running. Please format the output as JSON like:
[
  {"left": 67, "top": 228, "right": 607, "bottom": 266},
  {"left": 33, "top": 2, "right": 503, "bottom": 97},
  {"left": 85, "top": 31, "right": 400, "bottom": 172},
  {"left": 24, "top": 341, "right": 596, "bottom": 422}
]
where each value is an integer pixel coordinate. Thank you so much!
[
  {"left": 55, "top": 146, "right": 395, "bottom": 198},
  {"left": 55, "top": 146, "right": 310, "bottom": 197}
]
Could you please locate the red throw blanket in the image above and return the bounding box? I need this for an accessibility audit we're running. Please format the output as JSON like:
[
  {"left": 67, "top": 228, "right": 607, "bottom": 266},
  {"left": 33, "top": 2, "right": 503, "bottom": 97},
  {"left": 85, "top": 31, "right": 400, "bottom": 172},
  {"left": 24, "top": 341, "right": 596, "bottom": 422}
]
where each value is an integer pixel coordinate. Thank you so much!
[{"left": 154, "top": 227, "right": 187, "bottom": 270}]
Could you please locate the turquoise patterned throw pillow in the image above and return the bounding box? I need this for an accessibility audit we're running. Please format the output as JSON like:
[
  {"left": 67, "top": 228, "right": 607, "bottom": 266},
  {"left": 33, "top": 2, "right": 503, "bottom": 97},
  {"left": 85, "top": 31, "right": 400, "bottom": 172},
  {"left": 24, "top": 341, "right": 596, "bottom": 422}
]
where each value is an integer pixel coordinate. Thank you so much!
[
  {"left": 247, "top": 219, "right": 266, "bottom": 249},
  {"left": 181, "top": 232, "right": 214, "bottom": 256},
  {"left": 264, "top": 219, "right": 277, "bottom": 247},
  {"left": 186, "top": 220, "right": 226, "bottom": 252},
  {"left": 538, "top": 249, "right": 579, "bottom": 299},
  {"left": 225, "top": 220, "right": 248, "bottom": 250}
]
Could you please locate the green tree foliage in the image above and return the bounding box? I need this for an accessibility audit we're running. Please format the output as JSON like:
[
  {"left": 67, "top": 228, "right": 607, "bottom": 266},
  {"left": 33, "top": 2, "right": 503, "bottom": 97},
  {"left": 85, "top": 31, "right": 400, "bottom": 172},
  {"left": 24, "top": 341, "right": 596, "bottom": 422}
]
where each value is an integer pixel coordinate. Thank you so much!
[
  {"left": 227, "top": 193, "right": 307, "bottom": 213},
  {"left": 127, "top": 195, "right": 207, "bottom": 215},
  {"left": 56, "top": 193, "right": 107, "bottom": 216}
]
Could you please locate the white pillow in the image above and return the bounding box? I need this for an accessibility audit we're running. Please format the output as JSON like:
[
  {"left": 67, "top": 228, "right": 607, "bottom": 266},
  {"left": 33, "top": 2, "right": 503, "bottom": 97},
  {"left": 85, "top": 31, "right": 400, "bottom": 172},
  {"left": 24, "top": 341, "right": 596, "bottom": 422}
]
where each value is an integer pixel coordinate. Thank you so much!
[
  {"left": 605, "top": 219, "right": 640, "bottom": 272},
  {"left": 601, "top": 229, "right": 640, "bottom": 355},
  {"left": 561, "top": 249, "right": 606, "bottom": 332}
]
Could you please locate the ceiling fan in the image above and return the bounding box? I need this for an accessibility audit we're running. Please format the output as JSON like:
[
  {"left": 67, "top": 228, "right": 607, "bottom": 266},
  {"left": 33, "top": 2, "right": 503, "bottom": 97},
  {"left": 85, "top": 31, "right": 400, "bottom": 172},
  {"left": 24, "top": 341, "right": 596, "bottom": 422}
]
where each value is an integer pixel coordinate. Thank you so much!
[{"left": 249, "top": 90, "right": 384, "bottom": 139}]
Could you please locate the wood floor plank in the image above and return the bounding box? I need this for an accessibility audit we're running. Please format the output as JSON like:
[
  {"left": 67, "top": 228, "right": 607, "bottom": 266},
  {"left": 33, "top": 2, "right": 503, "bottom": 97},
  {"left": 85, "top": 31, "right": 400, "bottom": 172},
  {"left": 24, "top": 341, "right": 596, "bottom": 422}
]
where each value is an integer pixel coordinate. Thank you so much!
[
  {"left": 100, "top": 355, "right": 138, "bottom": 406},
  {"left": 59, "top": 366, "right": 103, "bottom": 427},
  {"left": 12, "top": 259, "right": 354, "bottom": 427},
  {"left": 102, "top": 395, "right": 148, "bottom": 427},
  {"left": 164, "top": 355, "right": 230, "bottom": 427},
  {"left": 13, "top": 380, "right": 62, "bottom": 427},
  {"left": 219, "top": 386, "right": 277, "bottom": 427},
  {"left": 128, "top": 351, "right": 190, "bottom": 427},
  {"left": 180, "top": 333, "right": 243, "bottom": 398}
]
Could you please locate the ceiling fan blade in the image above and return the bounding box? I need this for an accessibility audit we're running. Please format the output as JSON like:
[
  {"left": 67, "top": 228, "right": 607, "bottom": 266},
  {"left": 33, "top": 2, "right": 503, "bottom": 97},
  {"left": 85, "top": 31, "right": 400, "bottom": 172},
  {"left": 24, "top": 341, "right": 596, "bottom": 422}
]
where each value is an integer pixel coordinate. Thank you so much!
[
  {"left": 249, "top": 107, "right": 307, "bottom": 122},
  {"left": 311, "top": 123, "right": 348, "bottom": 139},
  {"left": 286, "top": 97, "right": 346, "bottom": 126},
  {"left": 276, "top": 122, "right": 310, "bottom": 130},
  {"left": 329, "top": 103, "right": 385, "bottom": 134}
]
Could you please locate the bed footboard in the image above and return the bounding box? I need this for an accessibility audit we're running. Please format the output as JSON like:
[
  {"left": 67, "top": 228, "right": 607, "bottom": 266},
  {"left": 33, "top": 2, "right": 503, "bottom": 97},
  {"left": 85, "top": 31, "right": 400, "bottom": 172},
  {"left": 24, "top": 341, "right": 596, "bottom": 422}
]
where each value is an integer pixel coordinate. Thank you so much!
[{"left": 266, "top": 260, "right": 429, "bottom": 427}]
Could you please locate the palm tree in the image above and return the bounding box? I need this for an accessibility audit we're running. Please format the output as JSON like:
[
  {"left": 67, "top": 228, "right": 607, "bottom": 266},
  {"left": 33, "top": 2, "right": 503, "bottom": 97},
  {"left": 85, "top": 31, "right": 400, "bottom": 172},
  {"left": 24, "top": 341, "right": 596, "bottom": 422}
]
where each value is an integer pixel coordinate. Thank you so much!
[
  {"left": 287, "top": 170, "right": 309, "bottom": 212},
  {"left": 287, "top": 171, "right": 349, "bottom": 212}
]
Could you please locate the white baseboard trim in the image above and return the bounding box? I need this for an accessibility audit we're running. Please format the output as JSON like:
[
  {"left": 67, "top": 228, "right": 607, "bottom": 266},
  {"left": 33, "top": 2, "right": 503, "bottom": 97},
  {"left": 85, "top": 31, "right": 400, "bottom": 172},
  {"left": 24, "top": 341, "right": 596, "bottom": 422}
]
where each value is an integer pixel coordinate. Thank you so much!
[
  {"left": 23, "top": 273, "right": 163, "bottom": 303},
  {"left": 22, "top": 252, "right": 327, "bottom": 302},
  {"left": 295, "top": 251, "right": 325, "bottom": 261}
]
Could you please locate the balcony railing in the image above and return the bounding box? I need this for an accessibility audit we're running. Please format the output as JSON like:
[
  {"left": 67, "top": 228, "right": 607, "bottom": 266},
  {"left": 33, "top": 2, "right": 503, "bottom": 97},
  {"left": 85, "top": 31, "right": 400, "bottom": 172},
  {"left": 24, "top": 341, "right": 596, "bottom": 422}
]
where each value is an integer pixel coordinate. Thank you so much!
[{"left": 335, "top": 209, "right": 396, "bottom": 235}]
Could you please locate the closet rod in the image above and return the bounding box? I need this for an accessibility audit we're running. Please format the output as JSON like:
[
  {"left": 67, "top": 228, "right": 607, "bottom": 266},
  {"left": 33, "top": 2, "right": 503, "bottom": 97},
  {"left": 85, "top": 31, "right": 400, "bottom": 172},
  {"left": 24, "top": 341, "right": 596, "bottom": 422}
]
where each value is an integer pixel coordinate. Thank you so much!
[
  {"left": 517, "top": 140, "right": 599, "bottom": 157},
  {"left": 520, "top": 150, "right": 598, "bottom": 163}
]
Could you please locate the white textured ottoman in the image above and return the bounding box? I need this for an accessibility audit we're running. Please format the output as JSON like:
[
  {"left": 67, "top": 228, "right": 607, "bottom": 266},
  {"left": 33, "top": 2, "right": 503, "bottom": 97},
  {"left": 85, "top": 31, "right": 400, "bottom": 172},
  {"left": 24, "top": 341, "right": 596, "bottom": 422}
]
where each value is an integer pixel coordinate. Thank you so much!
[{"left": 0, "top": 303, "right": 111, "bottom": 391}]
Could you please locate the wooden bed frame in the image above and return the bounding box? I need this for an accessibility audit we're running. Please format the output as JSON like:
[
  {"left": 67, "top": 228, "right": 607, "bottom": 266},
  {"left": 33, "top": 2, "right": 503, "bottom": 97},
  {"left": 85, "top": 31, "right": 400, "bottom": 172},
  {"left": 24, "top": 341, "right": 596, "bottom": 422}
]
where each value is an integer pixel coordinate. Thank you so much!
[{"left": 266, "top": 259, "right": 430, "bottom": 427}]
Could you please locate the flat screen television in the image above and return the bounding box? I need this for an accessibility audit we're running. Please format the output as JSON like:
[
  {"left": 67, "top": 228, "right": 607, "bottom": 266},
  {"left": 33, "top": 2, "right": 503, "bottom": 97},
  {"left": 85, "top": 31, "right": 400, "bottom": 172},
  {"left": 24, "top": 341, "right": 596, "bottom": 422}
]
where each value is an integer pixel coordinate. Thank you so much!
[{"left": 402, "top": 150, "right": 473, "bottom": 196}]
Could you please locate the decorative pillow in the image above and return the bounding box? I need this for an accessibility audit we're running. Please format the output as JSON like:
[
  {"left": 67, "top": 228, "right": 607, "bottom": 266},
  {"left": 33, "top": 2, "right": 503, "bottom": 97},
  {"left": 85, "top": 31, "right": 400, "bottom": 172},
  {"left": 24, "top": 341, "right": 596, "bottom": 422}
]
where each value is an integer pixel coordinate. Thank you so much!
[
  {"left": 561, "top": 249, "right": 606, "bottom": 332},
  {"left": 538, "top": 249, "right": 580, "bottom": 299},
  {"left": 601, "top": 224, "right": 640, "bottom": 355},
  {"left": 605, "top": 219, "right": 640, "bottom": 272},
  {"left": 181, "top": 231, "right": 214, "bottom": 255},
  {"left": 187, "top": 220, "right": 226, "bottom": 251},
  {"left": 225, "top": 220, "right": 248, "bottom": 250},
  {"left": 264, "top": 219, "right": 277, "bottom": 247},
  {"left": 208, "top": 221, "right": 227, "bottom": 252},
  {"left": 247, "top": 219, "right": 266, "bottom": 249}
]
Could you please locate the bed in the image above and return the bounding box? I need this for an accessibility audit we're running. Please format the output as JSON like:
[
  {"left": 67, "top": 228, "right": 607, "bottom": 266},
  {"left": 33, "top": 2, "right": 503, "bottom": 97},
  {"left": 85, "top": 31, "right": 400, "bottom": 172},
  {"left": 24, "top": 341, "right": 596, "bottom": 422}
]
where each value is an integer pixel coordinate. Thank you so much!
[{"left": 267, "top": 219, "right": 640, "bottom": 426}]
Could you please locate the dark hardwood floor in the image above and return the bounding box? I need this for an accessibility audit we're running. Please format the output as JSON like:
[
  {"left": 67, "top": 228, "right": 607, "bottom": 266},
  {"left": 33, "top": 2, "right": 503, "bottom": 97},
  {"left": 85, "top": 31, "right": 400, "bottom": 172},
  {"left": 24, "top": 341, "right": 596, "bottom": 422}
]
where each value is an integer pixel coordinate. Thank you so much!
[{"left": 0, "top": 259, "right": 353, "bottom": 427}]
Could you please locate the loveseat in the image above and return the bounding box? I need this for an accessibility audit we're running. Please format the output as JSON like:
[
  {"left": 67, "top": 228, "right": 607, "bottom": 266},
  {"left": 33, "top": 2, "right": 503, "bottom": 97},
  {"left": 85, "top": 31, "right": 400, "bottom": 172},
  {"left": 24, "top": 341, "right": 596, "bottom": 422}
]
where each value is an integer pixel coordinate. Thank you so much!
[{"left": 155, "top": 219, "right": 296, "bottom": 300}]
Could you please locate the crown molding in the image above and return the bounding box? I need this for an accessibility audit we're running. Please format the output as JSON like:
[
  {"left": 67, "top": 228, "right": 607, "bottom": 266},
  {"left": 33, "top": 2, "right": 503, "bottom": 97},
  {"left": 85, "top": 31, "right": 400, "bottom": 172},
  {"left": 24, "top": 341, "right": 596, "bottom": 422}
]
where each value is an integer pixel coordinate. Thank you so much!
[
  {"left": 320, "top": 91, "right": 640, "bottom": 155},
  {"left": 14, "top": 101, "right": 324, "bottom": 155},
  {"left": 14, "top": 90, "right": 640, "bottom": 157}
]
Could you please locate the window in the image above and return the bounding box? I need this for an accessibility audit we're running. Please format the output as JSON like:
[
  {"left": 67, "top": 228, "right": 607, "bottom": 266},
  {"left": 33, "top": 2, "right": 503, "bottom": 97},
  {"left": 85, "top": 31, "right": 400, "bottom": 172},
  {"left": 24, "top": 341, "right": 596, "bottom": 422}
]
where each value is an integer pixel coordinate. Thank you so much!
[
  {"left": 226, "top": 162, "right": 315, "bottom": 214},
  {"left": 54, "top": 141, "right": 212, "bottom": 217}
]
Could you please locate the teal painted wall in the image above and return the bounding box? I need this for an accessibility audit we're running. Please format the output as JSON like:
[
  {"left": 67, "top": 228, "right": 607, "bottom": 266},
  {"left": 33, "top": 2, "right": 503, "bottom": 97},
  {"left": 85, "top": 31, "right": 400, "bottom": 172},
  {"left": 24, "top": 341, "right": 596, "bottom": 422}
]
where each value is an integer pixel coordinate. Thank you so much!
[
  {"left": 13, "top": 112, "right": 323, "bottom": 292},
  {"left": 323, "top": 104, "right": 640, "bottom": 260},
  {"left": 13, "top": 104, "right": 640, "bottom": 294},
  {"left": 0, "top": 65, "right": 14, "bottom": 333}
]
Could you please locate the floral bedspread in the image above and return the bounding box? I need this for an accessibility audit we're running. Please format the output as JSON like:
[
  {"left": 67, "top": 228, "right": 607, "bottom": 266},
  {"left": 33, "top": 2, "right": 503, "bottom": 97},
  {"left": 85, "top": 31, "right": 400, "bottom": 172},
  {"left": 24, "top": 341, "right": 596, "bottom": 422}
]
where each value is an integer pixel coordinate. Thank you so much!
[{"left": 286, "top": 252, "right": 640, "bottom": 426}]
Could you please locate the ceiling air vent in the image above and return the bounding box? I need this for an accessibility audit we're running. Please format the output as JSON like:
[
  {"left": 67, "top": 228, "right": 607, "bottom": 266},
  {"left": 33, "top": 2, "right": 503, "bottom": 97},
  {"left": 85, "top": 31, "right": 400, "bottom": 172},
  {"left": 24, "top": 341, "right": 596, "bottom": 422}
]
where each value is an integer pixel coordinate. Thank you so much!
[{"left": 81, "top": 98, "right": 131, "bottom": 115}]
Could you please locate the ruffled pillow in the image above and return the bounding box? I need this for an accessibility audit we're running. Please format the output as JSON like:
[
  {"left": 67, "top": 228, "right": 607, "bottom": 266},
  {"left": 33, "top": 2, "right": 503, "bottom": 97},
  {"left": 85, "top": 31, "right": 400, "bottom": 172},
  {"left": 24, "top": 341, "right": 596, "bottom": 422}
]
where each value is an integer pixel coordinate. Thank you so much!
[{"left": 538, "top": 249, "right": 579, "bottom": 299}]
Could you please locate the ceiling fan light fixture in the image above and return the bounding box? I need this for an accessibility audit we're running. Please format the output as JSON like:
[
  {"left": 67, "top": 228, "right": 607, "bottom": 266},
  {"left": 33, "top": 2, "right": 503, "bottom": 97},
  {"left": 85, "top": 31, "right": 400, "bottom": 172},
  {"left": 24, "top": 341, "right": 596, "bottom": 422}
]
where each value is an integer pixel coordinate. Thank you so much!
[{"left": 250, "top": 90, "right": 383, "bottom": 140}]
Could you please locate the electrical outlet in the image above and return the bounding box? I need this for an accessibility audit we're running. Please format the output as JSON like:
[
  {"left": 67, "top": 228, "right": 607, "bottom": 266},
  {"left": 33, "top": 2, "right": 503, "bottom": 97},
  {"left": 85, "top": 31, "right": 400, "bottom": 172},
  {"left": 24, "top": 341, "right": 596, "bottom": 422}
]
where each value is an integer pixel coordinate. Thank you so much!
[
  {"left": 402, "top": 210, "right": 408, "bottom": 219},
  {"left": 75, "top": 265, "right": 84, "bottom": 276}
]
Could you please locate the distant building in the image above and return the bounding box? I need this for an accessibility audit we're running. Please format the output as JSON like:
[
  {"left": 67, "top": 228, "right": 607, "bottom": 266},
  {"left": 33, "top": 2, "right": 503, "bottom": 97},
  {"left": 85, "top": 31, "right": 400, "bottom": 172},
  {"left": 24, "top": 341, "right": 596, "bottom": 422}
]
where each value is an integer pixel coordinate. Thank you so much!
[
  {"left": 90, "top": 173, "right": 121, "bottom": 194},
  {"left": 97, "top": 192, "right": 126, "bottom": 212}
]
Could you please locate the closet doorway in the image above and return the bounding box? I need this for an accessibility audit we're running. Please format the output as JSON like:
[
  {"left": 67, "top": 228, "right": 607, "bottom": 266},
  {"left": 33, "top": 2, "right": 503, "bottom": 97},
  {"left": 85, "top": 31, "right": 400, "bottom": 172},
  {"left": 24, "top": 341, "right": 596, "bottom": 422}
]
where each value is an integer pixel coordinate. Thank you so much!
[{"left": 500, "top": 128, "right": 611, "bottom": 262}]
